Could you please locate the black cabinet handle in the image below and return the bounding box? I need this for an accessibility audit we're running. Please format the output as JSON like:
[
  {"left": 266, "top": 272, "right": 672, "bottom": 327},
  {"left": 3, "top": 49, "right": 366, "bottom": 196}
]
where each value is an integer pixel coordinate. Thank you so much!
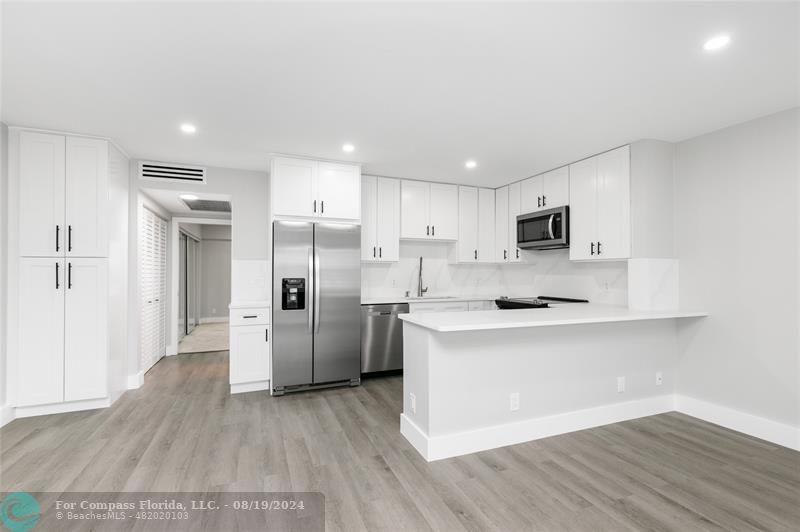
[
  {"left": 68, "top": 225, "right": 72, "bottom": 252},
  {"left": 542, "top": 195, "right": 546, "bottom": 206},
  {"left": 591, "top": 242, "right": 595, "bottom": 255},
  {"left": 321, "top": 201, "right": 324, "bottom": 214},
  {"left": 56, "top": 262, "right": 60, "bottom": 289},
  {"left": 313, "top": 200, "right": 317, "bottom": 213},
  {"left": 474, "top": 249, "right": 477, "bottom": 260},
  {"left": 56, "top": 225, "right": 60, "bottom": 252},
  {"left": 537, "top": 196, "right": 541, "bottom": 208},
  {"left": 68, "top": 262, "right": 72, "bottom": 289},
  {"left": 597, "top": 241, "right": 602, "bottom": 255},
  {"left": 504, "top": 249, "right": 507, "bottom": 260},
  {"left": 426, "top": 225, "right": 430, "bottom": 236},
  {"left": 379, "top": 247, "right": 382, "bottom": 258},
  {"left": 432, "top": 225, "right": 435, "bottom": 236},
  {"left": 373, "top": 246, "right": 376, "bottom": 258},
  {"left": 243, "top": 315, "right": 257, "bottom": 319},
  {"left": 516, "top": 249, "right": 520, "bottom": 259},
  {"left": 265, "top": 329, "right": 269, "bottom": 342}
]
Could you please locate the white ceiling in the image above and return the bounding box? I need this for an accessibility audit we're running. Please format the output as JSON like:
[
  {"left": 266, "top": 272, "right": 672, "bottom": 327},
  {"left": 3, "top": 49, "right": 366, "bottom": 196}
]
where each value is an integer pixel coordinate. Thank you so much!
[{"left": 3, "top": 2, "right": 798, "bottom": 188}]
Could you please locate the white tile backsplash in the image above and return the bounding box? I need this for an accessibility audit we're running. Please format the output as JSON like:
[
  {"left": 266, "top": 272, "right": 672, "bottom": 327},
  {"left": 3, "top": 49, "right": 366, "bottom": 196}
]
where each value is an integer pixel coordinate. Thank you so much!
[{"left": 361, "top": 243, "right": 628, "bottom": 304}]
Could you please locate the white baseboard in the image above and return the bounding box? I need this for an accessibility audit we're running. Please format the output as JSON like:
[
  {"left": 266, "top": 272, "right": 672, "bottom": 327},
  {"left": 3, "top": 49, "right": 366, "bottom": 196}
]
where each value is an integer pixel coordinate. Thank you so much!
[
  {"left": 403, "top": 395, "right": 675, "bottom": 461},
  {"left": 14, "top": 397, "right": 111, "bottom": 419},
  {"left": 199, "top": 317, "right": 229, "bottom": 324},
  {"left": 127, "top": 371, "right": 144, "bottom": 390},
  {"left": 675, "top": 394, "right": 800, "bottom": 451},
  {"left": 0, "top": 403, "right": 14, "bottom": 428},
  {"left": 230, "top": 380, "right": 270, "bottom": 395}
]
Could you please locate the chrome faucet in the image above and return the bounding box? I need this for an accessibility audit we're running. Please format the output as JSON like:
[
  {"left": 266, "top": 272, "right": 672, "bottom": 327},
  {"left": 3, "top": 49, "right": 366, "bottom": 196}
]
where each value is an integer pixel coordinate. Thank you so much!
[{"left": 417, "top": 256, "right": 428, "bottom": 297}]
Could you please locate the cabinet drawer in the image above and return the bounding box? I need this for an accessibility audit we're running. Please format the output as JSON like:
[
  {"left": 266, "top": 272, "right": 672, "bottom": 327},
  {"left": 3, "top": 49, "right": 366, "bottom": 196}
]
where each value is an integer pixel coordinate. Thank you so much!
[{"left": 230, "top": 307, "right": 269, "bottom": 326}]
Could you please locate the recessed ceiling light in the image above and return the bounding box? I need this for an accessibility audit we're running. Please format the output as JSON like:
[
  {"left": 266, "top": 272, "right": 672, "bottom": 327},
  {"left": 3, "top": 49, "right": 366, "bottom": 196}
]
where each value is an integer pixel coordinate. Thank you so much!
[
  {"left": 465, "top": 160, "right": 477, "bottom": 169},
  {"left": 342, "top": 143, "right": 355, "bottom": 153},
  {"left": 180, "top": 194, "right": 199, "bottom": 201},
  {"left": 180, "top": 123, "right": 197, "bottom": 134},
  {"left": 703, "top": 34, "right": 731, "bottom": 52}
]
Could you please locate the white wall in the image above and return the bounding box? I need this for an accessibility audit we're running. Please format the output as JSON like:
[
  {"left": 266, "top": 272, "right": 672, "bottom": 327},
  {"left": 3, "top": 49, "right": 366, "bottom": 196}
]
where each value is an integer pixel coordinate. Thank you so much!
[
  {"left": 674, "top": 108, "right": 799, "bottom": 428},
  {"left": 362, "top": 243, "right": 627, "bottom": 304},
  {"left": 199, "top": 225, "right": 231, "bottom": 321},
  {"left": 107, "top": 144, "right": 129, "bottom": 399},
  {"left": 0, "top": 123, "right": 8, "bottom": 419}
]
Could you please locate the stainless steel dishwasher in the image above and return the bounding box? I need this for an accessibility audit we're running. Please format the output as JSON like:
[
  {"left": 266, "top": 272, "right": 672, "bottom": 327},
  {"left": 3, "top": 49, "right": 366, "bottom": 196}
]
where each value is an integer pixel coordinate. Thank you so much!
[{"left": 361, "top": 303, "right": 409, "bottom": 373}]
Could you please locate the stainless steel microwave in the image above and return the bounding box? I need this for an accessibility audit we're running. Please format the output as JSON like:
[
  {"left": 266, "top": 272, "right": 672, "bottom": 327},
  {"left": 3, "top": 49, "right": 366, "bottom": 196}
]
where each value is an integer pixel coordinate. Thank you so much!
[{"left": 516, "top": 206, "right": 569, "bottom": 250}]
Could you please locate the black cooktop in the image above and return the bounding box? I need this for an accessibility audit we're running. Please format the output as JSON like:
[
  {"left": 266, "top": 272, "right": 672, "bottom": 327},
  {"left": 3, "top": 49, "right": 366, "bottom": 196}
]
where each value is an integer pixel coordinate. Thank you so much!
[{"left": 495, "top": 296, "right": 589, "bottom": 310}]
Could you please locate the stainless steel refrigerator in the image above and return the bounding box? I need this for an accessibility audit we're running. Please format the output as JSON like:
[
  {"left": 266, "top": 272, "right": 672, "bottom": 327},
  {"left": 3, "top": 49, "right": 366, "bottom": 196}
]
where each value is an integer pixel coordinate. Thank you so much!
[{"left": 271, "top": 221, "right": 361, "bottom": 395}]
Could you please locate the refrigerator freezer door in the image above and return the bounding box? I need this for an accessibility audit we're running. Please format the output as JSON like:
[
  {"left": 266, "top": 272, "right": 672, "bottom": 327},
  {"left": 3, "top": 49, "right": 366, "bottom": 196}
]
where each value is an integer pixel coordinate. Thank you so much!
[
  {"left": 272, "top": 221, "right": 314, "bottom": 388},
  {"left": 313, "top": 223, "right": 361, "bottom": 384}
]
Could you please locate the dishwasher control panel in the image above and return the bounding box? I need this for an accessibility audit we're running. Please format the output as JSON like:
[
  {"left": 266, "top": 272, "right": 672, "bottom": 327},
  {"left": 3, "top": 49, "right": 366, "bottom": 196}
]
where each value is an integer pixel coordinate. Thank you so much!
[{"left": 281, "top": 278, "right": 306, "bottom": 310}]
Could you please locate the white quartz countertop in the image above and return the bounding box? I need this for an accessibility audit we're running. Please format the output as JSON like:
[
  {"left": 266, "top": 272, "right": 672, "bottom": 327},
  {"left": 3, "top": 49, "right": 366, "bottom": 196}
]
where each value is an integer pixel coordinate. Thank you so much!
[
  {"left": 398, "top": 304, "right": 707, "bottom": 332},
  {"left": 362, "top": 295, "right": 499, "bottom": 305}
]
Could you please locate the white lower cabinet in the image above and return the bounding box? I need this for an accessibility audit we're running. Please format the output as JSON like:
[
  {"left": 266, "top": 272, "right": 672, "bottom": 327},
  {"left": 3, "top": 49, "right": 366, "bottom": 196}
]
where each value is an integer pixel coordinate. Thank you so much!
[
  {"left": 408, "top": 300, "right": 495, "bottom": 313},
  {"left": 16, "top": 257, "right": 108, "bottom": 407},
  {"left": 229, "top": 307, "right": 270, "bottom": 390}
]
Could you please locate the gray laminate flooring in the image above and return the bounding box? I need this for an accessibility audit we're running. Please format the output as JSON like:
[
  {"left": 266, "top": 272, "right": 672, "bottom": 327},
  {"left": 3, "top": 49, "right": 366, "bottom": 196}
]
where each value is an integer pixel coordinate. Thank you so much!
[{"left": 2, "top": 351, "right": 798, "bottom": 531}]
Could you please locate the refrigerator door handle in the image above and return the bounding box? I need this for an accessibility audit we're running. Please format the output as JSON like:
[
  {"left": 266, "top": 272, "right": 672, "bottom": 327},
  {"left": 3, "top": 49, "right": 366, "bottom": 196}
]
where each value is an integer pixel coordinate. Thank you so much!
[
  {"left": 307, "top": 248, "right": 314, "bottom": 333},
  {"left": 314, "top": 250, "right": 321, "bottom": 334}
]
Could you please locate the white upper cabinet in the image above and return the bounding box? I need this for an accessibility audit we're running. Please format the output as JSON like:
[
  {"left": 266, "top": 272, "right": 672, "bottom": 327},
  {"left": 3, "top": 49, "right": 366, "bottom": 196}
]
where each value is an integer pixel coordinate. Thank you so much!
[
  {"left": 362, "top": 176, "right": 400, "bottom": 262},
  {"left": 66, "top": 137, "right": 108, "bottom": 257},
  {"left": 495, "top": 186, "right": 509, "bottom": 262},
  {"left": 455, "top": 186, "right": 495, "bottom": 263},
  {"left": 400, "top": 181, "right": 458, "bottom": 240},
  {"left": 271, "top": 156, "right": 360, "bottom": 221},
  {"left": 508, "top": 181, "right": 522, "bottom": 262},
  {"left": 569, "top": 145, "right": 630, "bottom": 261},
  {"left": 271, "top": 157, "right": 316, "bottom": 218},
  {"left": 19, "top": 132, "right": 66, "bottom": 257},
  {"left": 428, "top": 183, "right": 459, "bottom": 240},
  {"left": 317, "top": 162, "right": 361, "bottom": 220},
  {"left": 520, "top": 166, "right": 569, "bottom": 213},
  {"left": 18, "top": 132, "right": 108, "bottom": 258}
]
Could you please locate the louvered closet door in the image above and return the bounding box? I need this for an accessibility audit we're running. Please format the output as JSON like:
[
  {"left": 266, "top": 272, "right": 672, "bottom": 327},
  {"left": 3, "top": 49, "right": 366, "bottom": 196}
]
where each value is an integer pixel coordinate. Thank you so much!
[{"left": 140, "top": 208, "right": 167, "bottom": 374}]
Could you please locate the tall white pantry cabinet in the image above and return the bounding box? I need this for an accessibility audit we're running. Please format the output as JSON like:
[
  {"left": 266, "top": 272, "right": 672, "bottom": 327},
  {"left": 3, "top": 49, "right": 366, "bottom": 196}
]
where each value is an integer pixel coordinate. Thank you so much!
[{"left": 8, "top": 129, "right": 111, "bottom": 414}]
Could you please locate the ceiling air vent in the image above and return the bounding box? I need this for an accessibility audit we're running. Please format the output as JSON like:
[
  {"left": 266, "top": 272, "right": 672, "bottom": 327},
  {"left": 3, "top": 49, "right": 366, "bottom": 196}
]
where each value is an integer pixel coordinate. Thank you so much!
[
  {"left": 183, "top": 199, "right": 231, "bottom": 213},
  {"left": 139, "top": 161, "right": 206, "bottom": 184}
]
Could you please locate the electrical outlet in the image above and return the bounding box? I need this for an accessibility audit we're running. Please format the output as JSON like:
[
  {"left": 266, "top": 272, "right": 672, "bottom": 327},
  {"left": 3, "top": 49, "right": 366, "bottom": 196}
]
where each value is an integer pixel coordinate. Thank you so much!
[
  {"left": 655, "top": 371, "right": 663, "bottom": 386},
  {"left": 509, "top": 392, "right": 520, "bottom": 412},
  {"left": 617, "top": 376, "right": 626, "bottom": 393},
  {"left": 409, "top": 393, "right": 416, "bottom": 414}
]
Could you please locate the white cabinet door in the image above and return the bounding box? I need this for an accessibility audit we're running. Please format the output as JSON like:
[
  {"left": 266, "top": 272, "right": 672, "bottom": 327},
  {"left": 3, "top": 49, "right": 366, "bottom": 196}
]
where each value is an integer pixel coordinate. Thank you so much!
[
  {"left": 569, "top": 156, "right": 598, "bottom": 260},
  {"left": 317, "top": 162, "right": 360, "bottom": 220},
  {"left": 271, "top": 157, "right": 316, "bottom": 218},
  {"left": 477, "top": 188, "right": 495, "bottom": 263},
  {"left": 64, "top": 258, "right": 108, "bottom": 401},
  {"left": 429, "top": 183, "right": 458, "bottom": 240},
  {"left": 18, "top": 132, "right": 65, "bottom": 257},
  {"left": 495, "top": 186, "right": 509, "bottom": 262},
  {"left": 408, "top": 301, "right": 469, "bottom": 313},
  {"left": 520, "top": 176, "right": 543, "bottom": 213},
  {"left": 400, "top": 180, "right": 430, "bottom": 239},
  {"left": 457, "top": 186, "right": 478, "bottom": 262},
  {"left": 596, "top": 146, "right": 631, "bottom": 259},
  {"left": 230, "top": 324, "right": 270, "bottom": 384},
  {"left": 66, "top": 137, "right": 108, "bottom": 258},
  {"left": 361, "top": 176, "right": 378, "bottom": 261},
  {"left": 17, "top": 258, "right": 65, "bottom": 406},
  {"left": 508, "top": 182, "right": 522, "bottom": 262},
  {"left": 542, "top": 166, "right": 569, "bottom": 209},
  {"left": 376, "top": 177, "right": 400, "bottom": 261}
]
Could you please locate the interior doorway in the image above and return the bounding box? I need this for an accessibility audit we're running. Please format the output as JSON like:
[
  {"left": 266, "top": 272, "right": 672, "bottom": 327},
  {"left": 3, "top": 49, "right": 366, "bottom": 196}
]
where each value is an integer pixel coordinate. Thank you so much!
[{"left": 176, "top": 222, "right": 232, "bottom": 354}]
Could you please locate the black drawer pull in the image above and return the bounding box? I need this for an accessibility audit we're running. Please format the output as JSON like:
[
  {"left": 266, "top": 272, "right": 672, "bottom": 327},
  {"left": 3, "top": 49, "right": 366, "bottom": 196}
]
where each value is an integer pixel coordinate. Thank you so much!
[{"left": 242, "top": 315, "right": 258, "bottom": 319}]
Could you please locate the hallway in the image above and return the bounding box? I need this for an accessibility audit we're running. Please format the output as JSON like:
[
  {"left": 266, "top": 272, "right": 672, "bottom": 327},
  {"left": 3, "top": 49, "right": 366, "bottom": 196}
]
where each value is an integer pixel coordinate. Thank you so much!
[{"left": 178, "top": 322, "right": 230, "bottom": 354}]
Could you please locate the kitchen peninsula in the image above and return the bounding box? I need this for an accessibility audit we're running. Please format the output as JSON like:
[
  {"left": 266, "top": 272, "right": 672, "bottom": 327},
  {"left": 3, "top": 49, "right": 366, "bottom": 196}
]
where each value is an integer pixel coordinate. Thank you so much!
[{"left": 399, "top": 304, "right": 707, "bottom": 461}]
